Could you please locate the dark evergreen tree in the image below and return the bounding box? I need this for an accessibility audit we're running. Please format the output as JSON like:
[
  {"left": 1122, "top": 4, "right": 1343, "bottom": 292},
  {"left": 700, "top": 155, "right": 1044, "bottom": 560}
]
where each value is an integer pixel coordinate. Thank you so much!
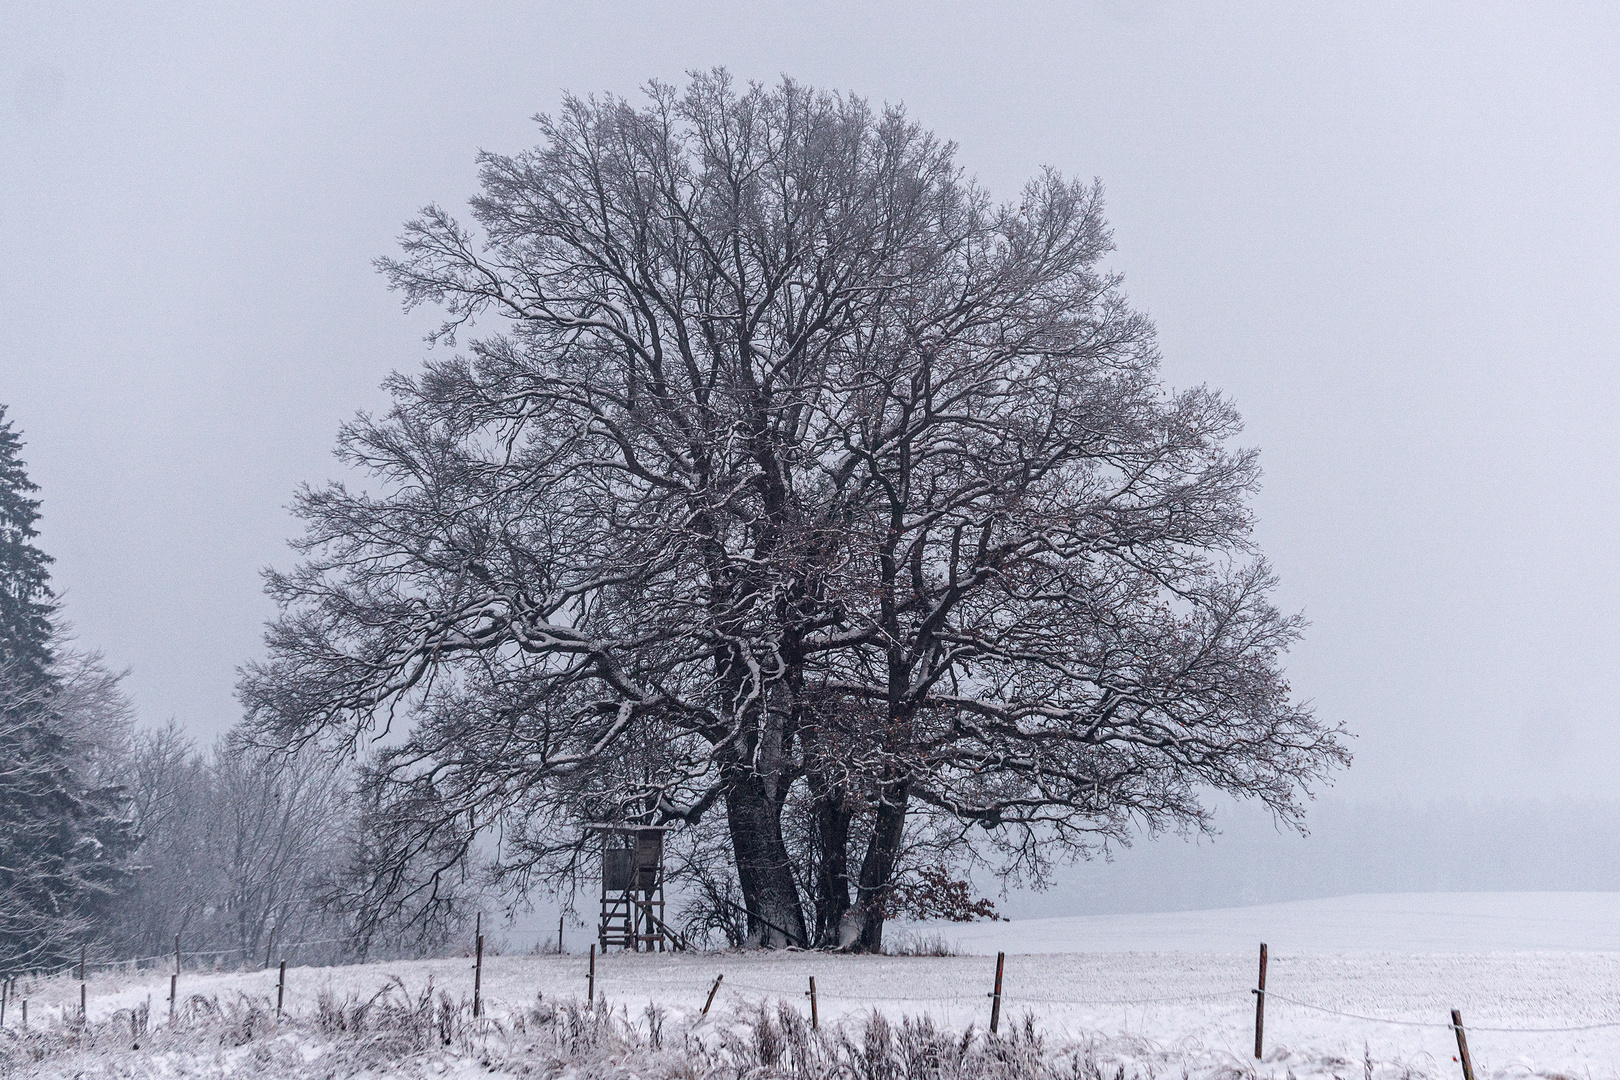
[
  {"left": 0, "top": 407, "right": 137, "bottom": 972},
  {"left": 0, "top": 407, "right": 54, "bottom": 685}
]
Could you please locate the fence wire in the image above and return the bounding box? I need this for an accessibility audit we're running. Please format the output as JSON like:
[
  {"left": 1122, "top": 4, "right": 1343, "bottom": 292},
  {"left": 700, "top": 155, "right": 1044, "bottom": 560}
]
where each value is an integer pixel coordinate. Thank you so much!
[
  {"left": 1259, "top": 989, "right": 1620, "bottom": 1034},
  {"left": 714, "top": 972, "right": 1620, "bottom": 1037},
  {"left": 6, "top": 935, "right": 355, "bottom": 983},
  {"left": 723, "top": 980, "right": 1241, "bottom": 1009},
  {"left": 10, "top": 945, "right": 1620, "bottom": 1042}
]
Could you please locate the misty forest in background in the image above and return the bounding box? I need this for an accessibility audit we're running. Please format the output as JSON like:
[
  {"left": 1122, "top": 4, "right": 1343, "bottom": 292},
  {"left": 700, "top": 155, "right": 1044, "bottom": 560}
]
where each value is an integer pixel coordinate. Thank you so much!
[{"left": 0, "top": 408, "right": 412, "bottom": 975}]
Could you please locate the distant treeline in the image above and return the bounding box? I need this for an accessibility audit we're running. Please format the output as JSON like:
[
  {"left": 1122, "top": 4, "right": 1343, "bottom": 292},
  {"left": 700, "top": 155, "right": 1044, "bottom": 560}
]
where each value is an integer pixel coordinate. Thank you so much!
[{"left": 1004, "top": 796, "right": 1620, "bottom": 918}]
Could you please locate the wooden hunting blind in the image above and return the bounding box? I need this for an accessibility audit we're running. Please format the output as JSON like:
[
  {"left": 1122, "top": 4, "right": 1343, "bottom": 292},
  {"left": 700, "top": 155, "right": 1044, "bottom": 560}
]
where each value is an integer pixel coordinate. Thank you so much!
[{"left": 589, "top": 824, "right": 682, "bottom": 952}]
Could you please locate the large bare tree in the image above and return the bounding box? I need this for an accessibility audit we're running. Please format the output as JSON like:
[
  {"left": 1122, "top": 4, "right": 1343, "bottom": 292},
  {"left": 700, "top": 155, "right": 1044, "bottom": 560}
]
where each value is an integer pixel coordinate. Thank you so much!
[{"left": 240, "top": 71, "right": 1347, "bottom": 950}]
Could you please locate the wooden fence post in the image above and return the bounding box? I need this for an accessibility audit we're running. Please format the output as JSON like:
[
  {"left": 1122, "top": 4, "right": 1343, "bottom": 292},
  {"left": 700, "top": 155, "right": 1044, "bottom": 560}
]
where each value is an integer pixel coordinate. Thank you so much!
[
  {"left": 473, "top": 927, "right": 484, "bottom": 1019},
  {"left": 1451, "top": 1009, "right": 1476, "bottom": 1080},
  {"left": 989, "top": 952, "right": 1005, "bottom": 1034},
  {"left": 702, "top": 973, "right": 723, "bottom": 1016},
  {"left": 277, "top": 960, "right": 287, "bottom": 1017},
  {"left": 79, "top": 944, "right": 87, "bottom": 1022},
  {"left": 1, "top": 974, "right": 8, "bottom": 1027},
  {"left": 20, "top": 999, "right": 25, "bottom": 1030},
  {"left": 807, "top": 976, "right": 819, "bottom": 1030},
  {"left": 559, "top": 915, "right": 565, "bottom": 955},
  {"left": 1254, "top": 943, "right": 1267, "bottom": 1059},
  {"left": 588, "top": 943, "right": 596, "bottom": 1005},
  {"left": 171, "top": 933, "right": 180, "bottom": 1022},
  {"left": 264, "top": 928, "right": 275, "bottom": 971}
]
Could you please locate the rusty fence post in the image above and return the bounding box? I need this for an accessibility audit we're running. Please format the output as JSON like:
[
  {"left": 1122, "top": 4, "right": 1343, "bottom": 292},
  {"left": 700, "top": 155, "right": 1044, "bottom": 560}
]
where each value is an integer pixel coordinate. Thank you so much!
[
  {"left": 988, "top": 952, "right": 1005, "bottom": 1034},
  {"left": 1451, "top": 1009, "right": 1476, "bottom": 1080},
  {"left": 1254, "top": 943, "right": 1268, "bottom": 1059}
]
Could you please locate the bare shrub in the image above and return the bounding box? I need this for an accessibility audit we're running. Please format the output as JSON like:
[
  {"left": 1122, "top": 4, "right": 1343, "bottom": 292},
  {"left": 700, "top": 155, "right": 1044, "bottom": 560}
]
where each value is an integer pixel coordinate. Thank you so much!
[{"left": 883, "top": 930, "right": 960, "bottom": 957}]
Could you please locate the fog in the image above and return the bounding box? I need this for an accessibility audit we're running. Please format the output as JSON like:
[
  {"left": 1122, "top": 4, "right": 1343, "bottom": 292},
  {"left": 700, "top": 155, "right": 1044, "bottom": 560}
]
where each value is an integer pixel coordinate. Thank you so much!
[
  {"left": 998, "top": 795, "right": 1620, "bottom": 918},
  {"left": 6, "top": 2, "right": 1619, "bottom": 912}
]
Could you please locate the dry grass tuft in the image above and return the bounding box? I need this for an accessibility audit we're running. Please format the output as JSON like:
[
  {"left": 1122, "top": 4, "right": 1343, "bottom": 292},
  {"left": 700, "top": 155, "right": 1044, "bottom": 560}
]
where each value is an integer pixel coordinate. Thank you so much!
[{"left": 1, "top": 984, "right": 1425, "bottom": 1080}]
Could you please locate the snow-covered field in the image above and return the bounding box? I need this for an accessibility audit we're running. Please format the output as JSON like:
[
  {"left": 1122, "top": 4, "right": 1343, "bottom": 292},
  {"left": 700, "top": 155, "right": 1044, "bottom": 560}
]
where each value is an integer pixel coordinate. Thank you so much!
[
  {"left": 922, "top": 889, "right": 1620, "bottom": 954},
  {"left": 8, "top": 892, "right": 1620, "bottom": 1077}
]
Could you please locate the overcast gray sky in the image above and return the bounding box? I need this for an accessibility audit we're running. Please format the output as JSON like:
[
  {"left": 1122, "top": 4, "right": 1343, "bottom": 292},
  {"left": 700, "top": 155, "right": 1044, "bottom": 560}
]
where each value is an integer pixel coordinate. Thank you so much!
[{"left": 5, "top": 1, "right": 1619, "bottom": 809}]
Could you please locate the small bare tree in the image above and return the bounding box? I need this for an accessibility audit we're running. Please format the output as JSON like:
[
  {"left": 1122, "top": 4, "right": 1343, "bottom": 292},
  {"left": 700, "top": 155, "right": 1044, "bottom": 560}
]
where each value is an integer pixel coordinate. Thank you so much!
[
  {"left": 110, "top": 728, "right": 358, "bottom": 965},
  {"left": 241, "top": 71, "right": 1347, "bottom": 950},
  {"left": 112, "top": 722, "right": 208, "bottom": 957},
  {"left": 51, "top": 643, "right": 137, "bottom": 785}
]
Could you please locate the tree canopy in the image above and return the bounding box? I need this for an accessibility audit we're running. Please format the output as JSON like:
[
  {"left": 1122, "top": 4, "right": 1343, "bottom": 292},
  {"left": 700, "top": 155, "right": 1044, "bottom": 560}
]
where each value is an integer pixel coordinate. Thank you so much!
[{"left": 241, "top": 72, "right": 1348, "bottom": 950}]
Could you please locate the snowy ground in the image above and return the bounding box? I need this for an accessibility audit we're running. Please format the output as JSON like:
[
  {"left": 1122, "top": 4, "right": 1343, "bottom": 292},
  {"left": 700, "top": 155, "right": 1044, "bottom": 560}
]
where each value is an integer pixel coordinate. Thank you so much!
[{"left": 8, "top": 892, "right": 1620, "bottom": 1077}]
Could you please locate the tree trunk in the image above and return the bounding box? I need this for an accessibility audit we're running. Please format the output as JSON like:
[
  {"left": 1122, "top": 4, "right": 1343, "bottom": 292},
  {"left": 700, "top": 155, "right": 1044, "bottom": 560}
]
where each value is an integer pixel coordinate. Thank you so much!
[
  {"left": 724, "top": 769, "right": 808, "bottom": 948},
  {"left": 840, "top": 776, "right": 910, "bottom": 952},
  {"left": 806, "top": 770, "right": 852, "bottom": 948}
]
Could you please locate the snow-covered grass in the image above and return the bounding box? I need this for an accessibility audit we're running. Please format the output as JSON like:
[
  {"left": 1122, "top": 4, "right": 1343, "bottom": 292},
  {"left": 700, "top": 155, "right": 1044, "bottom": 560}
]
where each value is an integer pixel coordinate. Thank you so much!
[
  {"left": 7, "top": 892, "right": 1620, "bottom": 1077},
  {"left": 0, "top": 985, "right": 1272, "bottom": 1080}
]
